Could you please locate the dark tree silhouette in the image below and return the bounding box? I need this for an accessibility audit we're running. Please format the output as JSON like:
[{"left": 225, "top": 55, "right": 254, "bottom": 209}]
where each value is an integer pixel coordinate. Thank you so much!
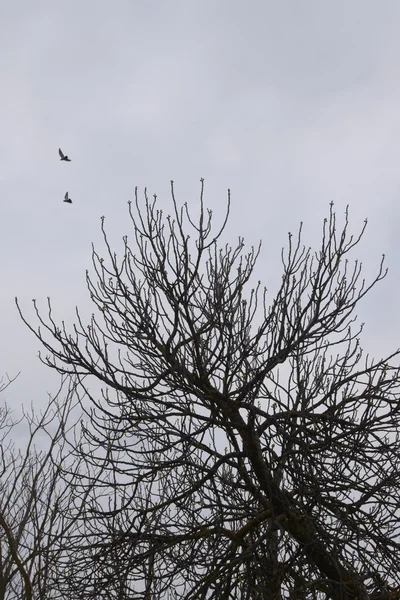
[{"left": 17, "top": 181, "right": 400, "bottom": 599}]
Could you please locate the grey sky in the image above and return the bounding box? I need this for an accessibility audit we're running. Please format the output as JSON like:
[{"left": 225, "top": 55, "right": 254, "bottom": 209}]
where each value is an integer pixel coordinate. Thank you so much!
[{"left": 2, "top": 0, "right": 400, "bottom": 408}]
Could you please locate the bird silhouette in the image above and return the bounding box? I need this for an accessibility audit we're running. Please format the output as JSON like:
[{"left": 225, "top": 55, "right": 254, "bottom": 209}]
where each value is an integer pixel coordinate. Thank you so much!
[
  {"left": 64, "top": 192, "right": 72, "bottom": 204},
  {"left": 59, "top": 148, "right": 71, "bottom": 162}
]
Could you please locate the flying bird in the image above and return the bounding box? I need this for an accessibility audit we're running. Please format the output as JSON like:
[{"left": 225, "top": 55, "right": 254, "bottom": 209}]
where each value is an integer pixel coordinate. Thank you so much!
[
  {"left": 59, "top": 148, "right": 71, "bottom": 162},
  {"left": 64, "top": 192, "right": 72, "bottom": 204}
]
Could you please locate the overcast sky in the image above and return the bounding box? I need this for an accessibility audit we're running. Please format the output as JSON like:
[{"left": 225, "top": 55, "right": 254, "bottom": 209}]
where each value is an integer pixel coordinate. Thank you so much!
[{"left": 2, "top": 1, "right": 400, "bottom": 411}]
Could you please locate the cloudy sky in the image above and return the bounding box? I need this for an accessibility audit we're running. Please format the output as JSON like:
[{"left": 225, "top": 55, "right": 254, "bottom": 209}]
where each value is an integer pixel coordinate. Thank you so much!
[{"left": 2, "top": 0, "right": 400, "bottom": 410}]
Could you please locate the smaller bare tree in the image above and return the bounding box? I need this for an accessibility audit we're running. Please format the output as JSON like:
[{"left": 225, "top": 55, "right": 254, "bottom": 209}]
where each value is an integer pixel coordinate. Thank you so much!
[{"left": 0, "top": 376, "right": 80, "bottom": 600}]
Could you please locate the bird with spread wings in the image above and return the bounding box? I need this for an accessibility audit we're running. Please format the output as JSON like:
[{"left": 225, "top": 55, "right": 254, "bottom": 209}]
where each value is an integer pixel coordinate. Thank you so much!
[{"left": 59, "top": 148, "right": 71, "bottom": 162}]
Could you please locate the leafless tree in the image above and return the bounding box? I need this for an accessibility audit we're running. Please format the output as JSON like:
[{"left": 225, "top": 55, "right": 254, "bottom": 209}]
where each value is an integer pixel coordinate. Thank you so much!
[
  {"left": 16, "top": 181, "right": 400, "bottom": 599},
  {"left": 0, "top": 377, "right": 80, "bottom": 600}
]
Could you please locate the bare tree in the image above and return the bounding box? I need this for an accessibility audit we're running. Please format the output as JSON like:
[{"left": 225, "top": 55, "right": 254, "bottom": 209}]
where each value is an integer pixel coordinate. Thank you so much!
[
  {"left": 16, "top": 181, "right": 400, "bottom": 599},
  {"left": 0, "top": 377, "right": 80, "bottom": 600}
]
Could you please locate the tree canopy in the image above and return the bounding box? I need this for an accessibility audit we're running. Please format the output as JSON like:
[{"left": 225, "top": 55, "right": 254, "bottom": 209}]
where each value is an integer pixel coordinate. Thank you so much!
[{"left": 14, "top": 181, "right": 400, "bottom": 599}]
